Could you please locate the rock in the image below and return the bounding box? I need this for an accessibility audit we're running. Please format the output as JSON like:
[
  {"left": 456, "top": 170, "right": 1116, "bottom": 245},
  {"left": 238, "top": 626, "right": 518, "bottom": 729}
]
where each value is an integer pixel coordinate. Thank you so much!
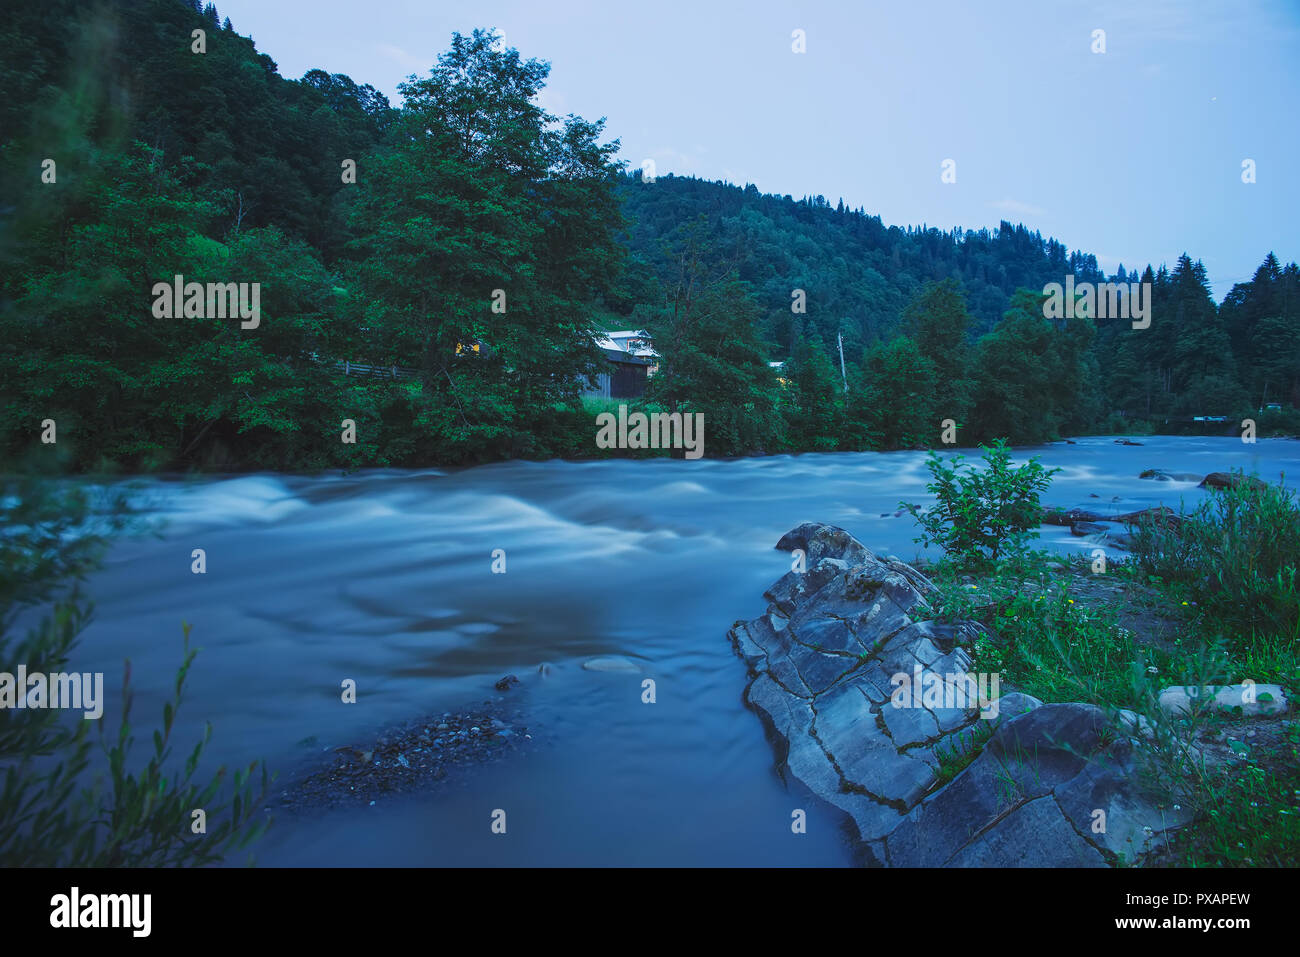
[
  {"left": 494, "top": 674, "right": 520, "bottom": 691},
  {"left": 1114, "top": 506, "right": 1184, "bottom": 530},
  {"left": 1199, "top": 471, "right": 1268, "bottom": 492},
  {"left": 993, "top": 692, "right": 1043, "bottom": 725},
  {"left": 731, "top": 524, "right": 1190, "bottom": 868},
  {"left": 1114, "top": 439, "right": 1144, "bottom": 446},
  {"left": 1041, "top": 507, "right": 1105, "bottom": 527},
  {"left": 582, "top": 656, "right": 641, "bottom": 673},
  {"left": 774, "top": 521, "right": 872, "bottom": 567},
  {"left": 1115, "top": 708, "right": 1157, "bottom": 739},
  {"left": 1070, "top": 521, "right": 1112, "bottom": 537},
  {"left": 1139, "top": 469, "right": 1203, "bottom": 482},
  {"left": 886, "top": 704, "right": 1189, "bottom": 866},
  {"left": 1158, "top": 684, "right": 1290, "bottom": 718}
]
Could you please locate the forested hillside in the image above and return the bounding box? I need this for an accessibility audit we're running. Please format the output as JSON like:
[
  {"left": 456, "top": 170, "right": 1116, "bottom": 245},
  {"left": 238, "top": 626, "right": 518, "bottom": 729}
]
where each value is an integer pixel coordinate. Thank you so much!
[{"left": 1, "top": 0, "right": 1295, "bottom": 471}]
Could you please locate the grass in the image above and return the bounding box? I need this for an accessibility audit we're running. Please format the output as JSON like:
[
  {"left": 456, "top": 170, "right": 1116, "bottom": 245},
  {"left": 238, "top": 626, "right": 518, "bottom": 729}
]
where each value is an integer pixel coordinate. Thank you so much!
[
  {"left": 932, "top": 721, "right": 995, "bottom": 790},
  {"left": 914, "top": 469, "right": 1300, "bottom": 866}
]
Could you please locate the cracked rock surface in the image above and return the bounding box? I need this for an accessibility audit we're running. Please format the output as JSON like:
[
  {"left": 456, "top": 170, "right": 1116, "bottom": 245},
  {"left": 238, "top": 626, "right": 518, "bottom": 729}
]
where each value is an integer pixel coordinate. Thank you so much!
[{"left": 728, "top": 522, "right": 1189, "bottom": 867}]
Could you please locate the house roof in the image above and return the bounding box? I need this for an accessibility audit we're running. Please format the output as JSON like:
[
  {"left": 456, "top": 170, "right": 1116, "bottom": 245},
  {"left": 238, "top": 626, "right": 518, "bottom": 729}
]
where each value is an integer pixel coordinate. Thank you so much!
[
  {"left": 599, "top": 346, "right": 653, "bottom": 366},
  {"left": 595, "top": 329, "right": 659, "bottom": 359}
]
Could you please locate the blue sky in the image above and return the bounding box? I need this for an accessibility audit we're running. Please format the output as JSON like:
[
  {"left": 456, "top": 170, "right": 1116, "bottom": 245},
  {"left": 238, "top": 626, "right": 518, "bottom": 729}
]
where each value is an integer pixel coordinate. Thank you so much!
[{"left": 215, "top": 0, "right": 1299, "bottom": 301}]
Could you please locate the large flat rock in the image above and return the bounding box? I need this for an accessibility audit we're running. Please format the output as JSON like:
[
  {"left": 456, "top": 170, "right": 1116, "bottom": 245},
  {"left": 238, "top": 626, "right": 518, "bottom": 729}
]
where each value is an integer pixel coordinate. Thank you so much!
[{"left": 728, "top": 522, "right": 1190, "bottom": 867}]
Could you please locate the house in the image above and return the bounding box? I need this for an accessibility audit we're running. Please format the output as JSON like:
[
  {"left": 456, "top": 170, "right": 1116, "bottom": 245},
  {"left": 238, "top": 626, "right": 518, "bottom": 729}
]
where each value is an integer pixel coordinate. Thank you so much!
[
  {"left": 584, "top": 329, "right": 659, "bottom": 399},
  {"left": 603, "top": 330, "right": 659, "bottom": 375}
]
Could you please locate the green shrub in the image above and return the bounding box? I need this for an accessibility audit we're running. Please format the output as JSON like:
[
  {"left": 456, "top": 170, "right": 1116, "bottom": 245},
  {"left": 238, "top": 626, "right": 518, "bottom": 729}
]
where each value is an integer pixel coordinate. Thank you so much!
[{"left": 902, "top": 439, "right": 1059, "bottom": 568}]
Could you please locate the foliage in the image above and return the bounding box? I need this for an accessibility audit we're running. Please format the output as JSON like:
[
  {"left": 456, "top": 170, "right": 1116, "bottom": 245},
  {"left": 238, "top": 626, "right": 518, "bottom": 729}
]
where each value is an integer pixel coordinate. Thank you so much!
[
  {"left": 1128, "top": 471, "right": 1300, "bottom": 653},
  {"left": 0, "top": 474, "right": 269, "bottom": 866},
  {"left": 903, "top": 440, "right": 1059, "bottom": 566},
  {"left": 1, "top": 3, "right": 1296, "bottom": 469},
  {"left": 926, "top": 538, "right": 1300, "bottom": 866},
  {"left": 969, "top": 289, "right": 1098, "bottom": 443},
  {"left": 640, "top": 222, "right": 785, "bottom": 456}
]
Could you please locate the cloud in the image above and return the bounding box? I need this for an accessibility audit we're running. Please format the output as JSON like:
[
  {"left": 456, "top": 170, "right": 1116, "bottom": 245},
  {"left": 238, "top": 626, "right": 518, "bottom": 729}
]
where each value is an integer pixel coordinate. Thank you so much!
[
  {"left": 375, "top": 43, "right": 427, "bottom": 74},
  {"left": 536, "top": 87, "right": 570, "bottom": 116},
  {"left": 989, "top": 198, "right": 1047, "bottom": 218},
  {"left": 645, "top": 146, "right": 700, "bottom": 177}
]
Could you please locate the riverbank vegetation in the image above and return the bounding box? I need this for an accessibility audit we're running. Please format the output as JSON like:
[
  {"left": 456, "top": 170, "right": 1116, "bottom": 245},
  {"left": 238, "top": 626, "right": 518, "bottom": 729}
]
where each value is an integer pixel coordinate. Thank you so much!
[
  {"left": 3, "top": 2, "right": 1298, "bottom": 473},
  {"left": 0, "top": 472, "right": 269, "bottom": 865},
  {"left": 912, "top": 448, "right": 1300, "bottom": 865}
]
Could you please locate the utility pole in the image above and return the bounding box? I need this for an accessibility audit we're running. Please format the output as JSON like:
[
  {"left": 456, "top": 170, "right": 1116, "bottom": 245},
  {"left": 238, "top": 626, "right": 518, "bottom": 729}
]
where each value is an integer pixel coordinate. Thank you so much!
[{"left": 837, "top": 331, "right": 848, "bottom": 394}]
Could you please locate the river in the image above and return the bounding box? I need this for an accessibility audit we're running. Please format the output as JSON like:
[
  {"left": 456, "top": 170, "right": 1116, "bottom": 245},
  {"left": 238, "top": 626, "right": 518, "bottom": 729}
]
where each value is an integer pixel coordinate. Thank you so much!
[{"left": 66, "top": 435, "right": 1297, "bottom": 866}]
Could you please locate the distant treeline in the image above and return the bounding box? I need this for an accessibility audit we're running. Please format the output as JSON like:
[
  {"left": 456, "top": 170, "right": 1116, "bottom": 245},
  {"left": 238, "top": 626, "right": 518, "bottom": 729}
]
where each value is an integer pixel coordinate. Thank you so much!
[{"left": 1, "top": 1, "right": 1296, "bottom": 472}]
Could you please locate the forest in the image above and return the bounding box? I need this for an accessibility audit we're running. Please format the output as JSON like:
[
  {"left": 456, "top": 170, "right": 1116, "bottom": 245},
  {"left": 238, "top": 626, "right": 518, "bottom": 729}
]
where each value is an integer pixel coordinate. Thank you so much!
[{"left": 2, "top": 0, "right": 1297, "bottom": 471}]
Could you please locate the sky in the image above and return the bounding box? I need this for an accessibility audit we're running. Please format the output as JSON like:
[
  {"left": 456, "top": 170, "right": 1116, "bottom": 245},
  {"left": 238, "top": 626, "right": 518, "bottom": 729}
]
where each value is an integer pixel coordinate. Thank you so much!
[{"left": 213, "top": 0, "right": 1299, "bottom": 301}]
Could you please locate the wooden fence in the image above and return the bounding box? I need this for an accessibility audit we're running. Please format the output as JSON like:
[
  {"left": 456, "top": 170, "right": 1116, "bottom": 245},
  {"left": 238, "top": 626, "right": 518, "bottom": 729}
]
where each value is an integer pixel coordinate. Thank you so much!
[{"left": 335, "top": 360, "right": 418, "bottom": 379}]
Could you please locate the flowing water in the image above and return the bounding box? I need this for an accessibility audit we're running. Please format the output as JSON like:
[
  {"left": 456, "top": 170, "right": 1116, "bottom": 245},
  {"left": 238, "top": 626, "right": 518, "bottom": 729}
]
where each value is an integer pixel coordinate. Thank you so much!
[{"left": 64, "top": 436, "right": 1297, "bottom": 866}]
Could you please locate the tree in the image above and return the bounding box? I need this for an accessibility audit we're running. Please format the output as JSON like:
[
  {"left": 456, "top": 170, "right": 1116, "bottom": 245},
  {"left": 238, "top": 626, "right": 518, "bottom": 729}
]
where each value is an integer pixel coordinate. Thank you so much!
[
  {"left": 900, "top": 278, "right": 976, "bottom": 424},
  {"left": 644, "top": 224, "right": 783, "bottom": 455},
  {"left": 347, "top": 29, "right": 625, "bottom": 460},
  {"left": 969, "top": 288, "right": 1094, "bottom": 443},
  {"left": 1167, "top": 255, "right": 1237, "bottom": 413},
  {"left": 858, "top": 336, "right": 937, "bottom": 449},
  {"left": 784, "top": 330, "right": 842, "bottom": 451}
]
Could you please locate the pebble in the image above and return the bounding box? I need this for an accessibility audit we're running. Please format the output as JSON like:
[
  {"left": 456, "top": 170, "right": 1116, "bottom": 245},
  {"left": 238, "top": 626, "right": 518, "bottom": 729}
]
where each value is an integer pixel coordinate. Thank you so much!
[{"left": 276, "top": 703, "right": 533, "bottom": 812}]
